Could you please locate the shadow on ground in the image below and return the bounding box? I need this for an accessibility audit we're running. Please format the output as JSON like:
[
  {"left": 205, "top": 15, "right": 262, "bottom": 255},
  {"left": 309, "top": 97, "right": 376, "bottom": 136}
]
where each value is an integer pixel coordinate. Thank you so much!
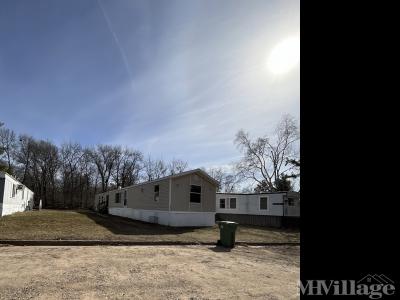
[
  {"left": 78, "top": 210, "right": 201, "bottom": 236},
  {"left": 208, "top": 246, "right": 232, "bottom": 252}
]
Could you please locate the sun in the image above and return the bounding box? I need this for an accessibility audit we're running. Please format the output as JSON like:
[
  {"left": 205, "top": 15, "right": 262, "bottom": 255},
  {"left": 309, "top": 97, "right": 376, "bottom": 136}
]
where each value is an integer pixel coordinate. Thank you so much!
[{"left": 267, "top": 34, "right": 300, "bottom": 75}]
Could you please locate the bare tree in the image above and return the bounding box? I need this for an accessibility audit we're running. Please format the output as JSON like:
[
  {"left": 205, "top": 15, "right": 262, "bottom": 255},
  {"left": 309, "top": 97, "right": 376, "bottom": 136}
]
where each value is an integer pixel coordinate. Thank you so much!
[
  {"left": 120, "top": 149, "right": 143, "bottom": 187},
  {"left": 0, "top": 122, "right": 7, "bottom": 172},
  {"left": 205, "top": 167, "right": 224, "bottom": 189},
  {"left": 285, "top": 158, "right": 300, "bottom": 178},
  {"left": 234, "top": 114, "right": 299, "bottom": 192},
  {"left": 29, "top": 140, "right": 59, "bottom": 207},
  {"left": 77, "top": 148, "right": 97, "bottom": 208},
  {"left": 240, "top": 186, "right": 254, "bottom": 193},
  {"left": 111, "top": 146, "right": 124, "bottom": 187},
  {"left": 204, "top": 167, "right": 238, "bottom": 192},
  {"left": 0, "top": 126, "right": 17, "bottom": 173},
  {"left": 143, "top": 156, "right": 155, "bottom": 181},
  {"left": 112, "top": 147, "right": 144, "bottom": 187},
  {"left": 89, "top": 145, "right": 117, "bottom": 192},
  {"left": 222, "top": 174, "right": 238, "bottom": 193},
  {"left": 60, "top": 142, "right": 83, "bottom": 207},
  {"left": 47, "top": 145, "right": 59, "bottom": 207},
  {"left": 153, "top": 159, "right": 168, "bottom": 179},
  {"left": 168, "top": 159, "right": 188, "bottom": 175},
  {"left": 11, "top": 134, "right": 34, "bottom": 183},
  {"left": 0, "top": 121, "right": 3, "bottom": 158},
  {"left": 143, "top": 156, "right": 168, "bottom": 181}
]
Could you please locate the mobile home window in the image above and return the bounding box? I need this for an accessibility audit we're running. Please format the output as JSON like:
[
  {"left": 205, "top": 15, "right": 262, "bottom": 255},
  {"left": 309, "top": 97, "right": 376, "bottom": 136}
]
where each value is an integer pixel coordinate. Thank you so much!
[
  {"left": 229, "top": 198, "right": 236, "bottom": 209},
  {"left": 11, "top": 184, "right": 16, "bottom": 198},
  {"left": 288, "top": 198, "right": 295, "bottom": 206},
  {"left": 115, "top": 192, "right": 121, "bottom": 203},
  {"left": 154, "top": 185, "right": 160, "bottom": 201},
  {"left": 219, "top": 199, "right": 226, "bottom": 208},
  {"left": 260, "top": 197, "right": 268, "bottom": 210},
  {"left": 190, "top": 185, "right": 201, "bottom": 203},
  {"left": 124, "top": 190, "right": 127, "bottom": 206}
]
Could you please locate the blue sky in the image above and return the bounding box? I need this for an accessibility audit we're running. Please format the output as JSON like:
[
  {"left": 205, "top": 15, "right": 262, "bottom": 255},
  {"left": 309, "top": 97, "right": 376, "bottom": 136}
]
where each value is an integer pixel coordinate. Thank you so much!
[{"left": 0, "top": 0, "right": 299, "bottom": 169}]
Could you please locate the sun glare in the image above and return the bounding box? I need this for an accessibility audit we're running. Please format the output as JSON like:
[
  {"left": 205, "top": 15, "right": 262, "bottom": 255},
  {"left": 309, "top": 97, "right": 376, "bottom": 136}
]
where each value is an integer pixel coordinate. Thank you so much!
[{"left": 267, "top": 35, "right": 300, "bottom": 75}]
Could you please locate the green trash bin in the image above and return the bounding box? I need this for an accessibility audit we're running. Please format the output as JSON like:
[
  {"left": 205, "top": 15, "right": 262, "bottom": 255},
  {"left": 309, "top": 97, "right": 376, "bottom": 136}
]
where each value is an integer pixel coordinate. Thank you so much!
[{"left": 217, "top": 221, "right": 238, "bottom": 248}]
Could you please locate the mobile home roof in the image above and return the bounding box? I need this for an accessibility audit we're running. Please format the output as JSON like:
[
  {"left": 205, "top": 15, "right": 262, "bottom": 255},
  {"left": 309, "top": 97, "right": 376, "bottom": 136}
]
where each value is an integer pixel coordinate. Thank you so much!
[{"left": 96, "top": 168, "right": 219, "bottom": 195}]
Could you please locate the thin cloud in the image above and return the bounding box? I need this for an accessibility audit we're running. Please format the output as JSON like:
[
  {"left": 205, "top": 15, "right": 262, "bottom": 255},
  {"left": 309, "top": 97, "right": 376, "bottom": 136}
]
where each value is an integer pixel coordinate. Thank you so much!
[
  {"left": 0, "top": 0, "right": 299, "bottom": 170},
  {"left": 97, "top": 0, "right": 133, "bottom": 80}
]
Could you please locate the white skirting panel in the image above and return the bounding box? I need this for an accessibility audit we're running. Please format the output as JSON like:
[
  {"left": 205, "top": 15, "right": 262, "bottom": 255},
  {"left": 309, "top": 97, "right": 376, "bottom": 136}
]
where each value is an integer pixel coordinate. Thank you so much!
[
  {"left": 0, "top": 203, "right": 29, "bottom": 217},
  {"left": 108, "top": 207, "right": 215, "bottom": 227}
]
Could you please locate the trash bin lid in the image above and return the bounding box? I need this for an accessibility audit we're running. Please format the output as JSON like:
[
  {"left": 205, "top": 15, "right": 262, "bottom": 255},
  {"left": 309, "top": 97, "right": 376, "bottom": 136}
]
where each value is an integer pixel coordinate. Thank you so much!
[{"left": 218, "top": 221, "right": 238, "bottom": 227}]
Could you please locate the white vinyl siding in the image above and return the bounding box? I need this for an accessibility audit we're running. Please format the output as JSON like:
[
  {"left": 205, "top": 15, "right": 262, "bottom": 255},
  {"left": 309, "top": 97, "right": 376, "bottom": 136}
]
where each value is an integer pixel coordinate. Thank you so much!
[
  {"left": 0, "top": 172, "right": 34, "bottom": 217},
  {"left": 216, "top": 193, "right": 299, "bottom": 216}
]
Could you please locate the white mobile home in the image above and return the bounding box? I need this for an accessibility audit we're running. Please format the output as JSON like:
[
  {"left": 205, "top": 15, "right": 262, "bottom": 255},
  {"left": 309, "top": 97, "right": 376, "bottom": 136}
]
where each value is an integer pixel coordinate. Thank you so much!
[
  {"left": 216, "top": 191, "right": 300, "bottom": 227},
  {"left": 95, "top": 169, "right": 218, "bottom": 227},
  {"left": 0, "top": 171, "right": 34, "bottom": 217}
]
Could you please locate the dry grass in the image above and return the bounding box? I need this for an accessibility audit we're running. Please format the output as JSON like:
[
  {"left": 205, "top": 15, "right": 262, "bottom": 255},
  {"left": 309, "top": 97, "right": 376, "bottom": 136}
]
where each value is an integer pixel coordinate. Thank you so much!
[{"left": 0, "top": 209, "right": 299, "bottom": 243}]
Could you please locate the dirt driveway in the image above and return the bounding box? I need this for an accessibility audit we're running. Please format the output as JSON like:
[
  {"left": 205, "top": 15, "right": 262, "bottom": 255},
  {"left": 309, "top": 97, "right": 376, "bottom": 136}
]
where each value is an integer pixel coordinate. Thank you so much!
[{"left": 0, "top": 245, "right": 299, "bottom": 300}]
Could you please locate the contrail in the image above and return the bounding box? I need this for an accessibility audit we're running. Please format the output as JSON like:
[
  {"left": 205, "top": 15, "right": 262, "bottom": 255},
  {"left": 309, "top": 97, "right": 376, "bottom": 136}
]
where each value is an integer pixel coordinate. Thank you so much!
[{"left": 97, "top": 0, "right": 133, "bottom": 80}]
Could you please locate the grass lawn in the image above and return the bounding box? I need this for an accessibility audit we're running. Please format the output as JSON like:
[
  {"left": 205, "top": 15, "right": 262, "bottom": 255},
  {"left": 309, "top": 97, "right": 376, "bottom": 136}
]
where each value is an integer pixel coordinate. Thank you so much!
[{"left": 0, "top": 210, "right": 299, "bottom": 243}]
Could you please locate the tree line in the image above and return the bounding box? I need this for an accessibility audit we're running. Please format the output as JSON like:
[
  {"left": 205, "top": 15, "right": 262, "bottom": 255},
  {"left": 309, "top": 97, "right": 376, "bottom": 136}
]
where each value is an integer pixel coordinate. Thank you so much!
[
  {"left": 0, "top": 114, "right": 299, "bottom": 208},
  {"left": 0, "top": 121, "right": 189, "bottom": 208}
]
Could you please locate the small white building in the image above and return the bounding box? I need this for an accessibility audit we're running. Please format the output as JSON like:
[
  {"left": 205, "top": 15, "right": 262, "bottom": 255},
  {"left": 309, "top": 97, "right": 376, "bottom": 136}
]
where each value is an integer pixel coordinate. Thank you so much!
[
  {"left": 216, "top": 191, "right": 300, "bottom": 227},
  {"left": 0, "top": 171, "right": 34, "bottom": 217}
]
